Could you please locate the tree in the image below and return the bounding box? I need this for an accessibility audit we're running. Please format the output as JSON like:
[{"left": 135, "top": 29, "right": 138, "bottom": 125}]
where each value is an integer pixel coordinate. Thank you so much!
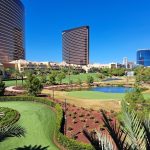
[
  {"left": 40, "top": 75, "right": 47, "bottom": 84},
  {"left": 86, "top": 75, "right": 94, "bottom": 86},
  {"left": 0, "top": 82, "right": 5, "bottom": 96},
  {"left": 88, "top": 67, "right": 100, "bottom": 73},
  {"left": 134, "top": 67, "right": 150, "bottom": 84},
  {"left": 15, "top": 145, "right": 49, "bottom": 150},
  {"left": 77, "top": 78, "right": 82, "bottom": 86},
  {"left": 56, "top": 72, "right": 66, "bottom": 84},
  {"left": 19, "top": 71, "right": 25, "bottom": 86},
  {"left": 25, "top": 73, "right": 43, "bottom": 96},
  {"left": 47, "top": 73, "right": 56, "bottom": 85},
  {"left": 13, "top": 70, "right": 19, "bottom": 87},
  {"left": 125, "top": 84, "right": 145, "bottom": 103},
  {"left": 0, "top": 70, "right": 5, "bottom": 96},
  {"left": 97, "top": 73, "right": 105, "bottom": 80},
  {"left": 0, "top": 125, "right": 25, "bottom": 142},
  {"left": 69, "top": 79, "right": 73, "bottom": 84}
]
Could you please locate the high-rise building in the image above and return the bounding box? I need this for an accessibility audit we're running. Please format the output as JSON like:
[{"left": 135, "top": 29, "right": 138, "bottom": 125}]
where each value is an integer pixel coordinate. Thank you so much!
[
  {"left": 123, "top": 57, "right": 128, "bottom": 68},
  {"left": 62, "top": 26, "right": 89, "bottom": 65},
  {"left": 0, "top": 0, "right": 25, "bottom": 64},
  {"left": 137, "top": 49, "right": 150, "bottom": 67}
]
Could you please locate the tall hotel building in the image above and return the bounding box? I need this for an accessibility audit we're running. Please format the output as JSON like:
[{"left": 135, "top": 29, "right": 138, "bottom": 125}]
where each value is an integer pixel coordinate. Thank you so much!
[
  {"left": 137, "top": 49, "right": 150, "bottom": 67},
  {"left": 62, "top": 26, "right": 89, "bottom": 65},
  {"left": 0, "top": 0, "right": 25, "bottom": 64}
]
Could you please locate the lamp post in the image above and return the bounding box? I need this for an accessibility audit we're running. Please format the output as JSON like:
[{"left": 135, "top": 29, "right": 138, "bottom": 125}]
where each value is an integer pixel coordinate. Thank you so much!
[
  {"left": 64, "top": 99, "right": 67, "bottom": 135},
  {"left": 52, "top": 87, "right": 54, "bottom": 101},
  {"left": 0, "top": 69, "right": 3, "bottom": 83},
  {"left": 68, "top": 49, "right": 71, "bottom": 85}
]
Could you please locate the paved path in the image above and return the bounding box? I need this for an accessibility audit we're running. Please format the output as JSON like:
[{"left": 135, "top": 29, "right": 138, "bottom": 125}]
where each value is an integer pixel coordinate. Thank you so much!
[{"left": 5, "top": 86, "right": 25, "bottom": 93}]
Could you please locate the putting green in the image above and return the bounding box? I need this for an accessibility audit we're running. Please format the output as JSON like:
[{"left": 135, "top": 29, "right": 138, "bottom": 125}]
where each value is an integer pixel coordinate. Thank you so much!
[{"left": 0, "top": 101, "right": 58, "bottom": 150}]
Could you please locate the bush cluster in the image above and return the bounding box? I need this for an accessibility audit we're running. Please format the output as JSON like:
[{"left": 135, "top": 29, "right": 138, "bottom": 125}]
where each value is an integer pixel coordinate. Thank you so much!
[{"left": 0, "top": 96, "right": 55, "bottom": 107}]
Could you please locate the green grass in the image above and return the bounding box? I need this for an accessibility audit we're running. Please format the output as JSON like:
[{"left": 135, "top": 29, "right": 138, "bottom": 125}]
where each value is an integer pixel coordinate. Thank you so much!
[
  {"left": 4, "top": 73, "right": 99, "bottom": 86},
  {"left": 67, "top": 91, "right": 150, "bottom": 101},
  {"left": 0, "top": 101, "right": 58, "bottom": 150},
  {"left": 4, "top": 80, "right": 24, "bottom": 87},
  {"left": 143, "top": 93, "right": 150, "bottom": 100},
  {"left": 62, "top": 73, "right": 100, "bottom": 84}
]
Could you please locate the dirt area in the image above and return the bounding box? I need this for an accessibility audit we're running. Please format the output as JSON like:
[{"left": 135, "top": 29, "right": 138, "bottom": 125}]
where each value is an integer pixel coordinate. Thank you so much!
[
  {"left": 53, "top": 99, "right": 116, "bottom": 144},
  {"left": 42, "top": 89, "right": 121, "bottom": 111}
]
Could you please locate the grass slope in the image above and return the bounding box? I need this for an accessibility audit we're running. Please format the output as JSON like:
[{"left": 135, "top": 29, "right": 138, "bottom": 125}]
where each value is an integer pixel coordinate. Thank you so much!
[
  {"left": 67, "top": 91, "right": 150, "bottom": 100},
  {"left": 4, "top": 80, "right": 24, "bottom": 87},
  {"left": 0, "top": 101, "right": 58, "bottom": 150},
  {"left": 62, "top": 73, "right": 100, "bottom": 84}
]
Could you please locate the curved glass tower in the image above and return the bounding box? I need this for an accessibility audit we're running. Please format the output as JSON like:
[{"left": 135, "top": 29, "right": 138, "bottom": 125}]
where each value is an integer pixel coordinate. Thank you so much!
[
  {"left": 137, "top": 49, "right": 150, "bottom": 66},
  {"left": 62, "top": 26, "right": 89, "bottom": 65},
  {"left": 0, "top": 0, "right": 25, "bottom": 63}
]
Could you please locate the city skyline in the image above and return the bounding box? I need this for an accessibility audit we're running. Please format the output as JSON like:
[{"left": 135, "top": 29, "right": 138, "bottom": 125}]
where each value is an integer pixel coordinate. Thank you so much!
[{"left": 22, "top": 0, "right": 150, "bottom": 63}]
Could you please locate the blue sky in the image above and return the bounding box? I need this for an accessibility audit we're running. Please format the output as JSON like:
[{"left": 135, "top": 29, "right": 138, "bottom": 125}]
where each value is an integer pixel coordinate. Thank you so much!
[{"left": 22, "top": 0, "right": 150, "bottom": 64}]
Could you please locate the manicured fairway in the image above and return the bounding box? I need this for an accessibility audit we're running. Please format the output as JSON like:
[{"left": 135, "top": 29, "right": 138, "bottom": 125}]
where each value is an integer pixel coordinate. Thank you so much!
[
  {"left": 4, "top": 73, "right": 99, "bottom": 86},
  {"left": 67, "top": 91, "right": 150, "bottom": 100},
  {"left": 62, "top": 73, "right": 100, "bottom": 83},
  {"left": 0, "top": 101, "right": 58, "bottom": 150},
  {"left": 4, "top": 80, "right": 24, "bottom": 87}
]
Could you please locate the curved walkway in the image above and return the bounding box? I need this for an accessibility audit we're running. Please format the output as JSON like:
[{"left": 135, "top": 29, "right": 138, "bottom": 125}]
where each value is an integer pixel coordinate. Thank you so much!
[{"left": 5, "top": 86, "right": 25, "bottom": 93}]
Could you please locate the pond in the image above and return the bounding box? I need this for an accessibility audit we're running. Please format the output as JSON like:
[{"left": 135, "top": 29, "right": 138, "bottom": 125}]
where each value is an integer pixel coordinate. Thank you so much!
[
  {"left": 89, "top": 86, "right": 133, "bottom": 93},
  {"left": 102, "top": 77, "right": 122, "bottom": 82}
]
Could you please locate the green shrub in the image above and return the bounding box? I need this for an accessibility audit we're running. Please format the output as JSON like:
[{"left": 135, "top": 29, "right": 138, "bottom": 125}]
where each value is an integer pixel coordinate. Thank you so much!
[
  {"left": 86, "top": 76, "right": 94, "bottom": 86},
  {"left": 25, "top": 73, "right": 43, "bottom": 96},
  {"left": 0, "top": 81, "right": 5, "bottom": 96},
  {"left": 0, "top": 96, "right": 55, "bottom": 107}
]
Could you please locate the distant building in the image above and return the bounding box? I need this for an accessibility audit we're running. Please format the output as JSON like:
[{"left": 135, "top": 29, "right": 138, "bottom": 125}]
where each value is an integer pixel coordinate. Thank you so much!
[
  {"left": 127, "top": 62, "right": 135, "bottom": 69},
  {"left": 137, "top": 49, "right": 150, "bottom": 67},
  {"left": 122, "top": 57, "right": 135, "bottom": 69},
  {"left": 0, "top": 0, "right": 25, "bottom": 64},
  {"left": 123, "top": 57, "right": 128, "bottom": 68},
  {"left": 8, "top": 60, "right": 83, "bottom": 73},
  {"left": 126, "top": 71, "right": 134, "bottom": 77},
  {"left": 62, "top": 26, "right": 89, "bottom": 65},
  {"left": 0, "top": 63, "right": 4, "bottom": 76}
]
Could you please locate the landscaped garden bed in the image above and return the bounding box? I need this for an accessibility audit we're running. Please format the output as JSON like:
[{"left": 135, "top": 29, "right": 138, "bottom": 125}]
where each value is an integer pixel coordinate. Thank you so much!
[
  {"left": 12, "top": 86, "right": 25, "bottom": 91},
  {"left": 53, "top": 99, "right": 116, "bottom": 145},
  {"left": 0, "top": 107, "right": 20, "bottom": 127}
]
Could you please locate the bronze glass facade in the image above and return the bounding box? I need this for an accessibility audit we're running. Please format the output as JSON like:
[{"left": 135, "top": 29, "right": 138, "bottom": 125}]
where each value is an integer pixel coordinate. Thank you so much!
[
  {"left": 0, "top": 0, "right": 25, "bottom": 63},
  {"left": 62, "top": 26, "right": 89, "bottom": 65}
]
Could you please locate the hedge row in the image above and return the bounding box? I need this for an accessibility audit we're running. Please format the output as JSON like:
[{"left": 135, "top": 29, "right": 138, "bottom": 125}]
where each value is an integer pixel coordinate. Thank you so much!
[
  {"left": 0, "top": 96, "right": 95, "bottom": 150},
  {"left": 0, "top": 96, "right": 55, "bottom": 107}
]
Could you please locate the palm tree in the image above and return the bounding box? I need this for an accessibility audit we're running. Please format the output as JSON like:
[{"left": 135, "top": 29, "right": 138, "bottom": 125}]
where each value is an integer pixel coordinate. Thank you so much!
[
  {"left": 13, "top": 69, "right": 19, "bottom": 87},
  {"left": 19, "top": 71, "right": 25, "bottom": 86},
  {"left": 83, "top": 100, "right": 150, "bottom": 150},
  {"left": 15, "top": 145, "right": 49, "bottom": 150},
  {"left": 0, "top": 124, "right": 25, "bottom": 142}
]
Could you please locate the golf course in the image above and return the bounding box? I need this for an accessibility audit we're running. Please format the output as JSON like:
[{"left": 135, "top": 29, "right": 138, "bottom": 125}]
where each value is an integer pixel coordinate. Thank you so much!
[{"left": 0, "top": 101, "right": 58, "bottom": 150}]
